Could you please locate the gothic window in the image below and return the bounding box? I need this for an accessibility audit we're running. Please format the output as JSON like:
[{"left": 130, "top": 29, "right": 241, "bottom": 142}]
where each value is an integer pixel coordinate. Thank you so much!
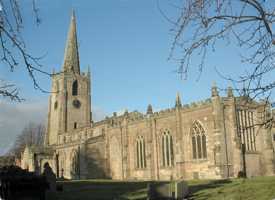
[
  {"left": 72, "top": 80, "right": 78, "bottom": 96},
  {"left": 161, "top": 130, "right": 174, "bottom": 167},
  {"left": 136, "top": 136, "right": 146, "bottom": 169},
  {"left": 191, "top": 121, "right": 207, "bottom": 159},
  {"left": 74, "top": 122, "right": 77, "bottom": 129},
  {"left": 236, "top": 109, "right": 256, "bottom": 151}
]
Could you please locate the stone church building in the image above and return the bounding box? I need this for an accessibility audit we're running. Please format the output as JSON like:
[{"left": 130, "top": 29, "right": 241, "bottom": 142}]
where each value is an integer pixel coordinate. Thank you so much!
[{"left": 21, "top": 13, "right": 275, "bottom": 180}]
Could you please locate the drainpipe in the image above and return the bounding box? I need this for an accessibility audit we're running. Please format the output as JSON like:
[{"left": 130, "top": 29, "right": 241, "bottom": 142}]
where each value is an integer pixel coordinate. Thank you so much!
[{"left": 222, "top": 104, "right": 230, "bottom": 178}]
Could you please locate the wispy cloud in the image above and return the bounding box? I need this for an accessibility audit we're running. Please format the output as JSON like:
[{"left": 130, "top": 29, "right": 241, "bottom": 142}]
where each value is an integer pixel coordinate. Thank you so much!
[
  {"left": 0, "top": 99, "right": 47, "bottom": 155},
  {"left": 0, "top": 99, "right": 107, "bottom": 155}
]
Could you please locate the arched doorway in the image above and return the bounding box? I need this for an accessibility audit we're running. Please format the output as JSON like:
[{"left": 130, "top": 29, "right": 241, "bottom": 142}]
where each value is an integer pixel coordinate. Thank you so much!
[{"left": 70, "top": 149, "right": 80, "bottom": 179}]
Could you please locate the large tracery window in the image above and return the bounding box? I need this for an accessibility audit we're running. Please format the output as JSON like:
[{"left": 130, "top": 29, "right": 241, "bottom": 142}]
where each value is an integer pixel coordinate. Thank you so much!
[
  {"left": 191, "top": 121, "right": 207, "bottom": 159},
  {"left": 161, "top": 130, "right": 174, "bottom": 167},
  {"left": 136, "top": 136, "right": 146, "bottom": 169},
  {"left": 72, "top": 80, "right": 78, "bottom": 96},
  {"left": 236, "top": 109, "right": 256, "bottom": 151}
]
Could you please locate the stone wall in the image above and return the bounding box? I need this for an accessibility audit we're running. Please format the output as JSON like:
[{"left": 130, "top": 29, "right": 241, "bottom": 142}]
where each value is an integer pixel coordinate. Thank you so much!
[{"left": 34, "top": 95, "right": 275, "bottom": 181}]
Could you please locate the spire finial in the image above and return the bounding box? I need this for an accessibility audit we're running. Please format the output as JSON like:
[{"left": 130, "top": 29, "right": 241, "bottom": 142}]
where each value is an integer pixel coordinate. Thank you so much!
[
  {"left": 62, "top": 10, "right": 80, "bottom": 74},
  {"left": 175, "top": 92, "right": 182, "bottom": 108},
  {"left": 72, "top": 8, "right": 76, "bottom": 19}
]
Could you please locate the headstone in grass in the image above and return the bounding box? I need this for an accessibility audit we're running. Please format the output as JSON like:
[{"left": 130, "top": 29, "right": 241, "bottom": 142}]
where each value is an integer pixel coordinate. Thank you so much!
[{"left": 148, "top": 179, "right": 188, "bottom": 200}]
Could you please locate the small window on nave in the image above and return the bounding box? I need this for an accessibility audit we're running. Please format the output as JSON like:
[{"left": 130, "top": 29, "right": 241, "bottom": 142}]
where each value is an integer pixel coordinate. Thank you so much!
[
  {"left": 191, "top": 121, "right": 207, "bottom": 160},
  {"left": 136, "top": 136, "right": 146, "bottom": 169},
  {"left": 161, "top": 130, "right": 174, "bottom": 167},
  {"left": 72, "top": 80, "right": 78, "bottom": 96}
]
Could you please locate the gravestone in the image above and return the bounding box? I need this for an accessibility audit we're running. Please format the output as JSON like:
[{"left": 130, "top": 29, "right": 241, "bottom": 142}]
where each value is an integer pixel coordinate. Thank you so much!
[
  {"left": 174, "top": 180, "right": 189, "bottom": 199},
  {"left": 148, "top": 179, "right": 188, "bottom": 200}
]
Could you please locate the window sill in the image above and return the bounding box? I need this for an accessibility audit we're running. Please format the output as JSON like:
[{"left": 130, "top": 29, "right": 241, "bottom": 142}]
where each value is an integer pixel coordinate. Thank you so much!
[
  {"left": 135, "top": 168, "right": 147, "bottom": 171},
  {"left": 159, "top": 166, "right": 175, "bottom": 170},
  {"left": 245, "top": 151, "right": 259, "bottom": 154},
  {"left": 191, "top": 159, "right": 208, "bottom": 163}
]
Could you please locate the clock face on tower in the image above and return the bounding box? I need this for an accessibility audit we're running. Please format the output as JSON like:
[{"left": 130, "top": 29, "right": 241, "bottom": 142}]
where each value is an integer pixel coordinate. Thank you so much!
[{"left": 72, "top": 99, "right": 81, "bottom": 108}]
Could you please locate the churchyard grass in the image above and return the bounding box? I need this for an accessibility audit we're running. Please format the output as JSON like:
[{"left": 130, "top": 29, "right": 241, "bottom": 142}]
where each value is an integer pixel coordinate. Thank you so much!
[{"left": 56, "top": 176, "right": 275, "bottom": 200}]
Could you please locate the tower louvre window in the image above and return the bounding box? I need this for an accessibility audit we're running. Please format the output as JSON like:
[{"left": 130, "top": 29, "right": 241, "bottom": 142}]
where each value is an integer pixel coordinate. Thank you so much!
[
  {"left": 72, "top": 80, "right": 78, "bottom": 96},
  {"left": 54, "top": 101, "right": 58, "bottom": 110}
]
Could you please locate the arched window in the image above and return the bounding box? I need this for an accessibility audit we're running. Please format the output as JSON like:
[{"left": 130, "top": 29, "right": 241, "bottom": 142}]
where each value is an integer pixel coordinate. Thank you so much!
[
  {"left": 72, "top": 80, "right": 78, "bottom": 96},
  {"left": 191, "top": 121, "right": 207, "bottom": 159},
  {"left": 136, "top": 136, "right": 146, "bottom": 169},
  {"left": 236, "top": 109, "right": 256, "bottom": 151},
  {"left": 161, "top": 130, "right": 174, "bottom": 167}
]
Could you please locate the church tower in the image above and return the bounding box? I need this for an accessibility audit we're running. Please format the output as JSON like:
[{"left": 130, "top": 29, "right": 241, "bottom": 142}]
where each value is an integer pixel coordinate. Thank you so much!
[{"left": 46, "top": 12, "right": 91, "bottom": 146}]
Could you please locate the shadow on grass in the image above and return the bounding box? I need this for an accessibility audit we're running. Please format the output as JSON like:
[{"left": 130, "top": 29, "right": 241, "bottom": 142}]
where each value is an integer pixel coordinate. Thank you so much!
[
  {"left": 57, "top": 180, "right": 150, "bottom": 200},
  {"left": 188, "top": 179, "right": 232, "bottom": 200}
]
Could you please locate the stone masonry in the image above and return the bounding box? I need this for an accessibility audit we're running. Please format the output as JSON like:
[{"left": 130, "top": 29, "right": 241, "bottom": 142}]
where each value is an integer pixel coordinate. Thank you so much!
[{"left": 21, "top": 12, "right": 275, "bottom": 180}]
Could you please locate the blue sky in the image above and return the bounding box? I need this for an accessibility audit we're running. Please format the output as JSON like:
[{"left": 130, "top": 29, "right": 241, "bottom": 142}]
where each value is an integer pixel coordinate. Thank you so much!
[
  {"left": 9, "top": 0, "right": 242, "bottom": 110},
  {"left": 0, "top": 0, "right": 273, "bottom": 155}
]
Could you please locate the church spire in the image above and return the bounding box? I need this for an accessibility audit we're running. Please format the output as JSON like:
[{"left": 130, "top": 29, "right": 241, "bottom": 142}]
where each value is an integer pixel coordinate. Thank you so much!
[{"left": 63, "top": 10, "right": 80, "bottom": 74}]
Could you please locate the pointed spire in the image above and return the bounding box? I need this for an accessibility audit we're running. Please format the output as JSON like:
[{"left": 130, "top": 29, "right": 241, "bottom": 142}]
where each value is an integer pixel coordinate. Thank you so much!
[
  {"left": 63, "top": 10, "right": 80, "bottom": 74},
  {"left": 147, "top": 104, "right": 153, "bottom": 115},
  {"left": 175, "top": 92, "right": 182, "bottom": 108}
]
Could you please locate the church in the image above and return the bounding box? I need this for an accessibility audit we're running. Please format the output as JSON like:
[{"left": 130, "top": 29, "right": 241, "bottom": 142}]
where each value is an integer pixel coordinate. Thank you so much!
[{"left": 21, "top": 13, "right": 275, "bottom": 180}]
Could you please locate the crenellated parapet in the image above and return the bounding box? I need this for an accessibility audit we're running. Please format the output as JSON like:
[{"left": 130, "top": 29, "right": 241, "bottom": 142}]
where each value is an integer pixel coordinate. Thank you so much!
[{"left": 57, "top": 127, "right": 94, "bottom": 145}]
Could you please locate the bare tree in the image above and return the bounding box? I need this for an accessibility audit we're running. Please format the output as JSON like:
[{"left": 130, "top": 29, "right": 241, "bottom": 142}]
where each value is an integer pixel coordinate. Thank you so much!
[
  {"left": 0, "top": 0, "right": 52, "bottom": 101},
  {"left": 9, "top": 122, "right": 45, "bottom": 158},
  {"left": 166, "top": 0, "right": 275, "bottom": 100},
  {"left": 163, "top": 0, "right": 275, "bottom": 177}
]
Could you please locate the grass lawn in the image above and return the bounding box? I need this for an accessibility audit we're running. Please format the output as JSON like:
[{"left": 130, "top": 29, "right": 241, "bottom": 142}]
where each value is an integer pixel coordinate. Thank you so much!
[{"left": 56, "top": 176, "right": 275, "bottom": 200}]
